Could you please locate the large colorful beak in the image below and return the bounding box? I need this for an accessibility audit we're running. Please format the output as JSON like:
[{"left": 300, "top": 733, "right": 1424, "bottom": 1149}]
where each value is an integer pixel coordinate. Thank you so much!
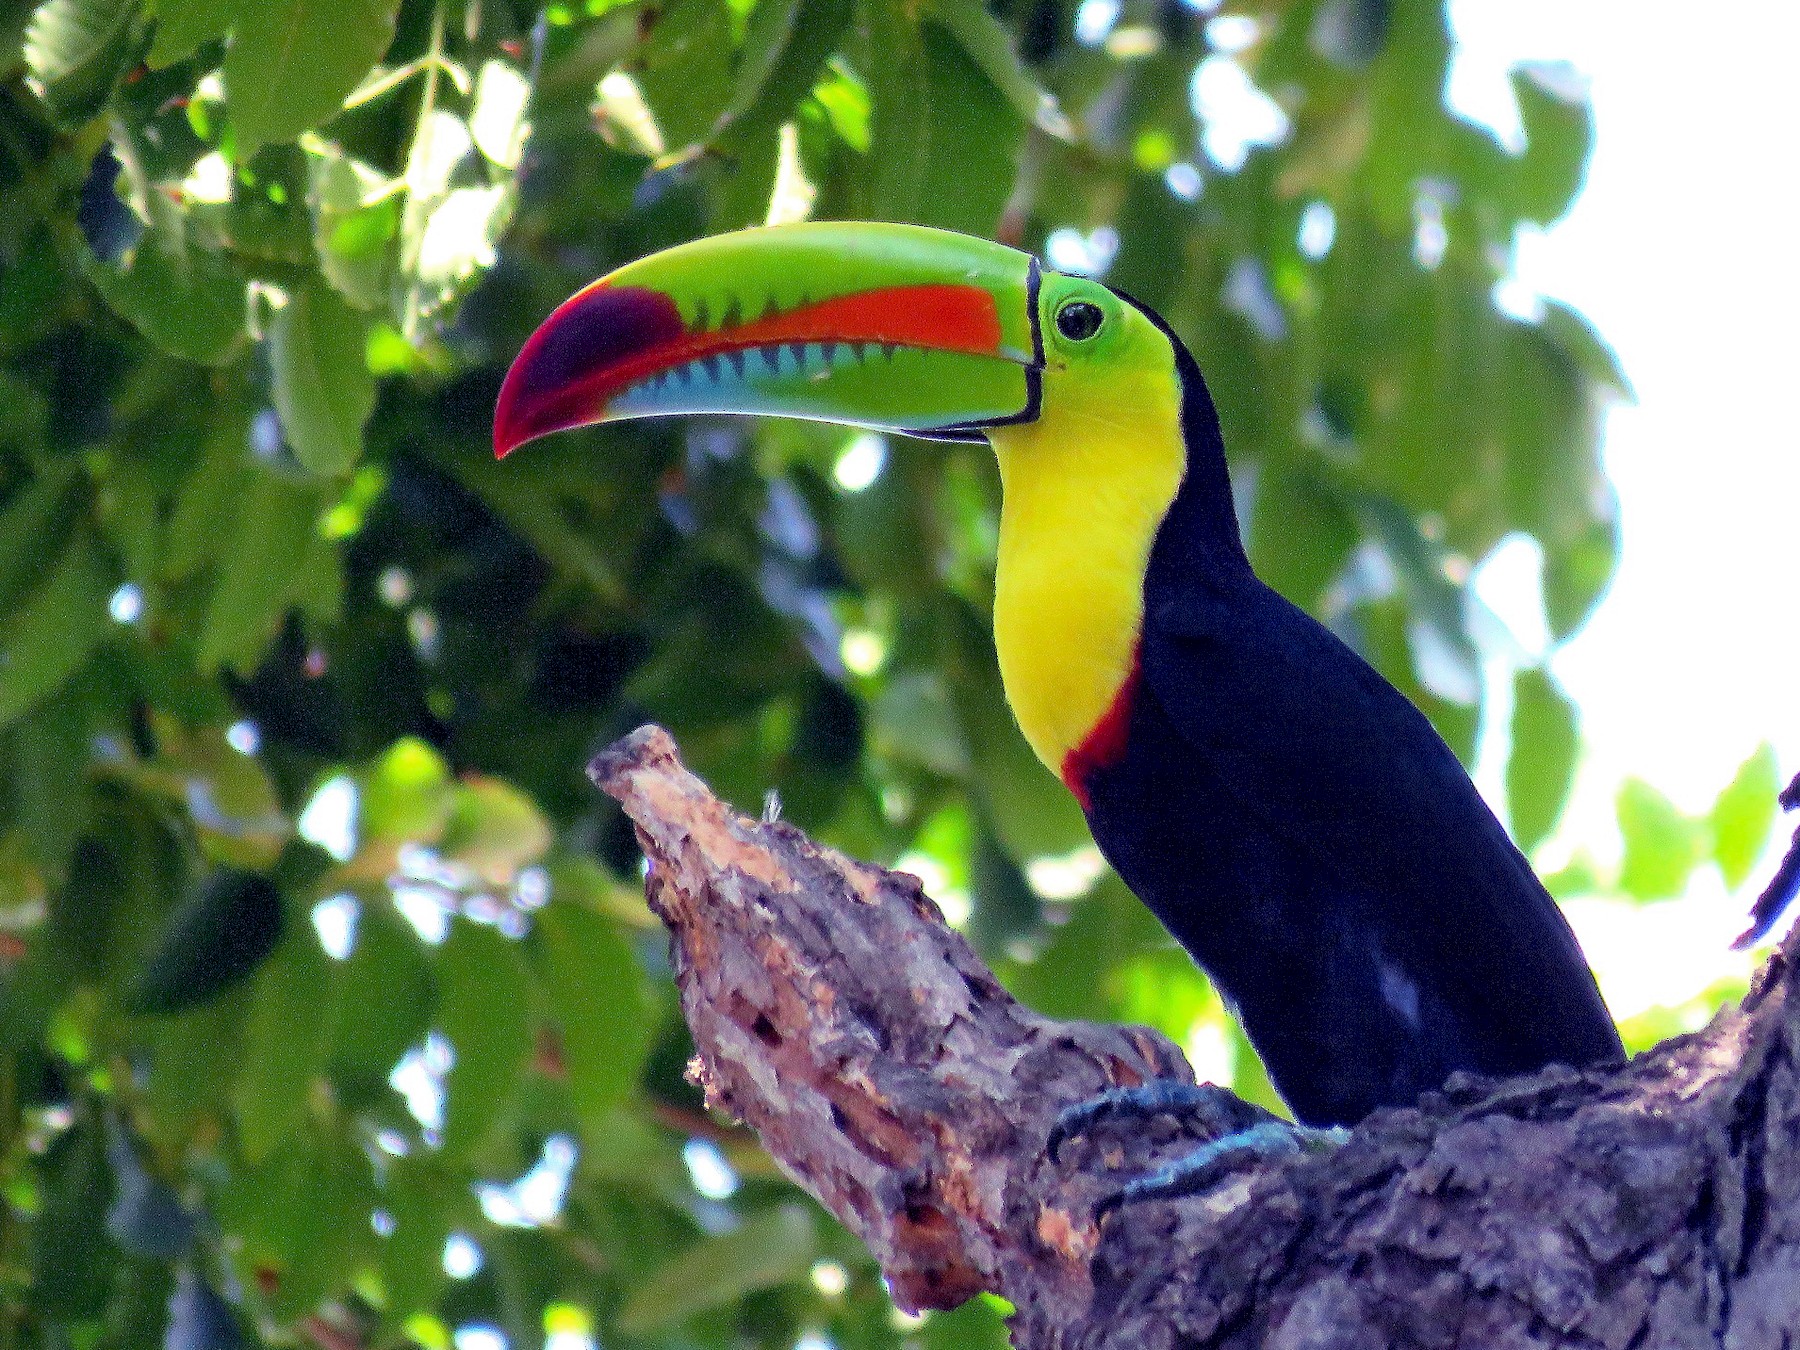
[{"left": 494, "top": 222, "right": 1043, "bottom": 457}]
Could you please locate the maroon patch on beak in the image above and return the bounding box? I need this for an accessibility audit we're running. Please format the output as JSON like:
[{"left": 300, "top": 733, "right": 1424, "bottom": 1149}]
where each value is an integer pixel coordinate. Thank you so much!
[{"left": 494, "top": 285, "right": 688, "bottom": 456}]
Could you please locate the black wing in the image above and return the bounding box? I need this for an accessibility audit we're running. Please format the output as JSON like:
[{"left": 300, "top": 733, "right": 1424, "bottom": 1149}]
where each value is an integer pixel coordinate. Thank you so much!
[{"left": 1139, "top": 575, "right": 1623, "bottom": 1078}]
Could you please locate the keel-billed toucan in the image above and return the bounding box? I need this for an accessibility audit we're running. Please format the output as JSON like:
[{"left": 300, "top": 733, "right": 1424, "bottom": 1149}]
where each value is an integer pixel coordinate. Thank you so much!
[{"left": 495, "top": 222, "right": 1622, "bottom": 1128}]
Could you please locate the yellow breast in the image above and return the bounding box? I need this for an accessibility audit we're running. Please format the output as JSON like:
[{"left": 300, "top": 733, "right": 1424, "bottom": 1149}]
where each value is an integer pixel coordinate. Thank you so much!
[{"left": 986, "top": 363, "right": 1187, "bottom": 777}]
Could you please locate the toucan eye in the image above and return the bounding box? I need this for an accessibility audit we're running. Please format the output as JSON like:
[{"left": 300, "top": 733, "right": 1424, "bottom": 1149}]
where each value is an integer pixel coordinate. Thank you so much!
[{"left": 1055, "top": 300, "right": 1104, "bottom": 342}]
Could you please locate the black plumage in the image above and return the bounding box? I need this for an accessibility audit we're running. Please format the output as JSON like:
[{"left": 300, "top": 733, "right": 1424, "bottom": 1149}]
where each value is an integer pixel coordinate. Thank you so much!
[
  {"left": 1735, "top": 771, "right": 1800, "bottom": 949},
  {"left": 1078, "top": 300, "right": 1623, "bottom": 1127}
]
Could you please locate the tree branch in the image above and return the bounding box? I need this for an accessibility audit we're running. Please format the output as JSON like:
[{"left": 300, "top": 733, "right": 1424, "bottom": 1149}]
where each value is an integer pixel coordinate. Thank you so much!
[{"left": 590, "top": 726, "right": 1800, "bottom": 1350}]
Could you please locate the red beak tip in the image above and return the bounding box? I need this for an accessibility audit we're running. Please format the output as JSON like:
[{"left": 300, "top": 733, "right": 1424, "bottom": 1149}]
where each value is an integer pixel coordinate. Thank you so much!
[{"left": 493, "top": 379, "right": 528, "bottom": 458}]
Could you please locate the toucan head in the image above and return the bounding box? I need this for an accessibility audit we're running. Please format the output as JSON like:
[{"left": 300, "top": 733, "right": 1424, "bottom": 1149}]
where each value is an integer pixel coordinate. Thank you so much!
[
  {"left": 495, "top": 221, "right": 1240, "bottom": 782},
  {"left": 492, "top": 221, "right": 1186, "bottom": 458}
]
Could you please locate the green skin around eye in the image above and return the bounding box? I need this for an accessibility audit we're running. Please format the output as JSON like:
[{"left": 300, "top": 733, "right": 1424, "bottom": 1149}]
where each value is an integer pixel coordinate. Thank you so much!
[{"left": 1031, "top": 277, "right": 1166, "bottom": 396}]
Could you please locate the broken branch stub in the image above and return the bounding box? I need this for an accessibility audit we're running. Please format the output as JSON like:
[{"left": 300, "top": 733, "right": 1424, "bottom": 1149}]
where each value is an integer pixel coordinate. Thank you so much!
[{"left": 587, "top": 725, "right": 1205, "bottom": 1315}]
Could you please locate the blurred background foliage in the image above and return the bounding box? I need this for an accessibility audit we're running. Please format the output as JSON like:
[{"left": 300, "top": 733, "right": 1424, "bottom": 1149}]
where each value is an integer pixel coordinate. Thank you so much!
[{"left": 0, "top": 1, "right": 1787, "bottom": 1349}]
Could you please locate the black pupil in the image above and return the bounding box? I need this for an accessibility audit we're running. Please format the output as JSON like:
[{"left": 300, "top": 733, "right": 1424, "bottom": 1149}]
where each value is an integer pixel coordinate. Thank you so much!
[{"left": 1056, "top": 300, "right": 1104, "bottom": 341}]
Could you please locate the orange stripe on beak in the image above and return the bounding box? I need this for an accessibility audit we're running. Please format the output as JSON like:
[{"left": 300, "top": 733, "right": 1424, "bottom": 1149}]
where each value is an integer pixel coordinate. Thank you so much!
[{"left": 495, "top": 281, "right": 1006, "bottom": 457}]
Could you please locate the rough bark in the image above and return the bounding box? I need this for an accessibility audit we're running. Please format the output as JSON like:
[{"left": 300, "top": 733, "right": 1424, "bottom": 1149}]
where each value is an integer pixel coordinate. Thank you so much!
[{"left": 589, "top": 726, "right": 1800, "bottom": 1350}]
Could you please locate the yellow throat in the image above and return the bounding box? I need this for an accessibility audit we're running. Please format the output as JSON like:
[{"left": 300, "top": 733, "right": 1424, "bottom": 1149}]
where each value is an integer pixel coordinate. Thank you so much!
[{"left": 986, "top": 358, "right": 1188, "bottom": 778}]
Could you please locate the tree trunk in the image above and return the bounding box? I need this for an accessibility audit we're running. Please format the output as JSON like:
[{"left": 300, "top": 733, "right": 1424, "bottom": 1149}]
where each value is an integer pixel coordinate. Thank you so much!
[{"left": 589, "top": 726, "right": 1800, "bottom": 1350}]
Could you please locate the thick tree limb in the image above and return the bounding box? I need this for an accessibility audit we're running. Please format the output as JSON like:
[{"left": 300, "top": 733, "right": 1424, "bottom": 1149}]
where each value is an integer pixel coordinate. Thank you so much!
[{"left": 590, "top": 726, "right": 1800, "bottom": 1350}]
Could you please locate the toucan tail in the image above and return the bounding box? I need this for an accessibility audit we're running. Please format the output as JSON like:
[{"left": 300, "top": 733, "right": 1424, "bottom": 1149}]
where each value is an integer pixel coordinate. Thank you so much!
[{"left": 1734, "top": 771, "right": 1800, "bottom": 949}]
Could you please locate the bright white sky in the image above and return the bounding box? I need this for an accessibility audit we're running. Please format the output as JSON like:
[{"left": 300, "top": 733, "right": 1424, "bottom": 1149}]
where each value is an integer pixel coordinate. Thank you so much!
[{"left": 1450, "top": 1, "right": 1800, "bottom": 1015}]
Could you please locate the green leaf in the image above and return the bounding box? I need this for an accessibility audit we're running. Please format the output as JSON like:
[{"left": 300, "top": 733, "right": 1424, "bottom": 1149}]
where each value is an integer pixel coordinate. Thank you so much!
[
  {"left": 23, "top": 0, "right": 143, "bottom": 126},
  {"left": 631, "top": 0, "right": 733, "bottom": 148},
  {"left": 1000, "top": 872, "right": 1164, "bottom": 1021},
  {"left": 442, "top": 457, "right": 627, "bottom": 602},
  {"left": 78, "top": 793, "right": 190, "bottom": 986},
  {"left": 289, "top": 520, "right": 345, "bottom": 625},
  {"left": 1510, "top": 63, "right": 1591, "bottom": 225},
  {"left": 1500, "top": 319, "right": 1603, "bottom": 556},
  {"left": 358, "top": 736, "right": 454, "bottom": 846},
  {"left": 101, "top": 1260, "right": 176, "bottom": 1350},
  {"left": 0, "top": 367, "right": 51, "bottom": 455},
  {"left": 377, "top": 1158, "right": 455, "bottom": 1318},
  {"left": 306, "top": 144, "right": 399, "bottom": 309},
  {"left": 1541, "top": 299, "right": 1632, "bottom": 402},
  {"left": 859, "top": 11, "right": 1029, "bottom": 231},
  {"left": 269, "top": 280, "right": 375, "bottom": 476},
  {"left": 1616, "top": 778, "right": 1703, "bottom": 902},
  {"left": 147, "top": 0, "right": 234, "bottom": 65},
  {"left": 616, "top": 1203, "right": 817, "bottom": 1334},
  {"left": 163, "top": 412, "right": 251, "bottom": 583},
  {"left": 873, "top": 670, "right": 968, "bottom": 776},
  {"left": 49, "top": 839, "right": 119, "bottom": 982},
  {"left": 17, "top": 697, "right": 92, "bottom": 882},
  {"left": 1353, "top": 595, "right": 1479, "bottom": 765},
  {"left": 727, "top": 0, "right": 851, "bottom": 130},
  {"left": 140, "top": 720, "right": 290, "bottom": 869},
  {"left": 226, "top": 143, "right": 314, "bottom": 264},
  {"left": 435, "top": 922, "right": 532, "bottom": 1160},
  {"left": 1349, "top": 493, "right": 1480, "bottom": 699},
  {"left": 223, "top": 0, "right": 402, "bottom": 158},
  {"left": 862, "top": 0, "right": 927, "bottom": 221},
  {"left": 440, "top": 776, "right": 552, "bottom": 885},
  {"left": 967, "top": 816, "right": 1040, "bottom": 960},
  {"left": 28, "top": 1108, "right": 115, "bottom": 1316},
  {"left": 705, "top": 0, "right": 852, "bottom": 228},
  {"left": 1506, "top": 666, "right": 1579, "bottom": 855},
  {"left": 0, "top": 462, "right": 82, "bottom": 618},
  {"left": 328, "top": 901, "right": 434, "bottom": 1086},
  {"left": 0, "top": 528, "right": 113, "bottom": 730},
  {"left": 920, "top": 1295, "right": 1013, "bottom": 1350},
  {"left": 220, "top": 1120, "right": 373, "bottom": 1319},
  {"left": 532, "top": 901, "right": 654, "bottom": 1127},
  {"left": 720, "top": 0, "right": 803, "bottom": 126},
  {"left": 813, "top": 60, "right": 869, "bottom": 148},
  {"left": 914, "top": 24, "right": 1020, "bottom": 235},
  {"left": 98, "top": 457, "right": 159, "bottom": 586},
  {"left": 196, "top": 471, "right": 322, "bottom": 674},
  {"left": 233, "top": 932, "right": 335, "bottom": 1162},
  {"left": 920, "top": 0, "right": 1066, "bottom": 136},
  {"left": 1712, "top": 743, "right": 1780, "bottom": 889},
  {"left": 84, "top": 211, "right": 248, "bottom": 365},
  {"left": 1616, "top": 974, "right": 1750, "bottom": 1056},
  {"left": 144, "top": 985, "right": 251, "bottom": 1139},
  {"left": 1542, "top": 514, "right": 1618, "bottom": 642},
  {"left": 124, "top": 868, "right": 284, "bottom": 1014}
]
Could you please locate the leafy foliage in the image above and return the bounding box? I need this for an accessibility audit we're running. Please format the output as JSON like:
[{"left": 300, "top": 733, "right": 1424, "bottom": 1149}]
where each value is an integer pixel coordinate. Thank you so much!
[
  {"left": 0, "top": 0, "right": 1705, "bottom": 1348},
  {"left": 1593, "top": 745, "right": 1784, "bottom": 905}
]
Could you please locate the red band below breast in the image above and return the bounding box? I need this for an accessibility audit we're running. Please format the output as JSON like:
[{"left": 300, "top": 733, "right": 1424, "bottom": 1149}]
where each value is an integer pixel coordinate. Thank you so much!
[{"left": 1061, "top": 653, "right": 1140, "bottom": 812}]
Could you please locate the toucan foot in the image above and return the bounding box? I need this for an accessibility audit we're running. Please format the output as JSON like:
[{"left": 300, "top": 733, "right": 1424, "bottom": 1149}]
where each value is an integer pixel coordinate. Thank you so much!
[
  {"left": 1092, "top": 1119, "right": 1345, "bottom": 1221},
  {"left": 1047, "top": 1080, "right": 1344, "bottom": 1219},
  {"left": 1046, "top": 1080, "right": 1270, "bottom": 1164}
]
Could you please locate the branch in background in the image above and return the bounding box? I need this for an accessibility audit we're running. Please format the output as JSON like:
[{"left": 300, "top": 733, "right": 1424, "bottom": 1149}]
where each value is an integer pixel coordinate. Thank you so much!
[{"left": 592, "top": 726, "right": 1800, "bottom": 1350}]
